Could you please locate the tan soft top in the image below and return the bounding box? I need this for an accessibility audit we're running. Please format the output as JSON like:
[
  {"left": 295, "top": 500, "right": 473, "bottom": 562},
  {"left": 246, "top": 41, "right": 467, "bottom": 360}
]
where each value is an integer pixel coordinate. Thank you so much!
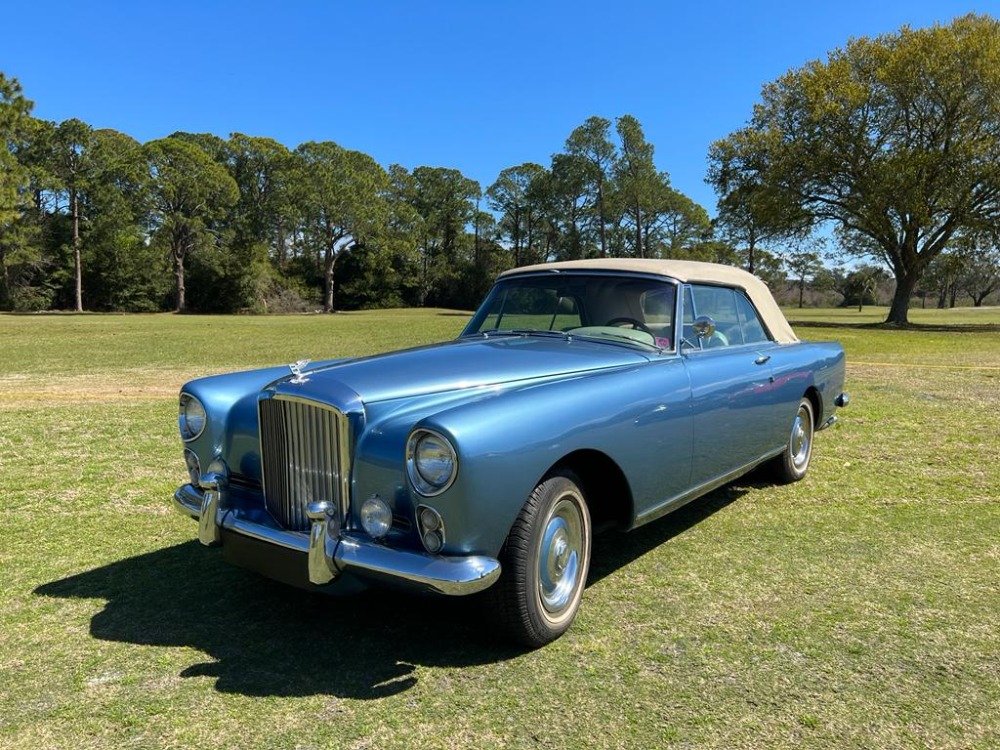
[{"left": 499, "top": 258, "right": 798, "bottom": 344}]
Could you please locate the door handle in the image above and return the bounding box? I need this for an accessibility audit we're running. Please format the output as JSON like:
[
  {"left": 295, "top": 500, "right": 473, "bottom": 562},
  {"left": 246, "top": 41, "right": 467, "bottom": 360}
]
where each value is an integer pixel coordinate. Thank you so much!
[{"left": 754, "top": 355, "right": 771, "bottom": 365}]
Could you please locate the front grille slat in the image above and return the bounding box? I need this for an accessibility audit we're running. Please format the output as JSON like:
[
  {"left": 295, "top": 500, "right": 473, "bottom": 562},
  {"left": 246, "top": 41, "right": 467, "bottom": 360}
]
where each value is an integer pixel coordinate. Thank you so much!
[{"left": 259, "top": 396, "right": 346, "bottom": 532}]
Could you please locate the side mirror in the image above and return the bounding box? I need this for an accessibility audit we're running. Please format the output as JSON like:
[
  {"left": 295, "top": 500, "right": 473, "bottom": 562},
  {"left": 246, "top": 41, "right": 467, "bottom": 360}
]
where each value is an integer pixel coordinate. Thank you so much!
[{"left": 692, "top": 315, "right": 717, "bottom": 340}]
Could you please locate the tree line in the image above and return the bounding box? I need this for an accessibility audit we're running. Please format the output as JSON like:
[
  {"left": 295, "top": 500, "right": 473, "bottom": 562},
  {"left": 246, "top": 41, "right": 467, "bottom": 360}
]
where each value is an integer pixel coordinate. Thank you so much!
[
  {"left": 3, "top": 14, "right": 1000, "bottom": 321},
  {"left": 0, "top": 75, "right": 735, "bottom": 314}
]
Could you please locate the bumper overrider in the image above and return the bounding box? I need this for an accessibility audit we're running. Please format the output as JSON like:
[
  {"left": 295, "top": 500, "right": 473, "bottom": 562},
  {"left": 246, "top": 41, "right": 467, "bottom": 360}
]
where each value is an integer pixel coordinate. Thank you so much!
[{"left": 173, "top": 477, "right": 501, "bottom": 596}]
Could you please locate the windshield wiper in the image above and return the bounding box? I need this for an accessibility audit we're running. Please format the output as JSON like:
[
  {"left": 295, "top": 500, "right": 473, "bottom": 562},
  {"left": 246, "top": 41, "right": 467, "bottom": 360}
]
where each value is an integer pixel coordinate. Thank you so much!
[
  {"left": 476, "top": 327, "right": 662, "bottom": 352},
  {"left": 571, "top": 330, "right": 664, "bottom": 352},
  {"left": 512, "top": 328, "right": 571, "bottom": 339},
  {"left": 477, "top": 328, "right": 571, "bottom": 340}
]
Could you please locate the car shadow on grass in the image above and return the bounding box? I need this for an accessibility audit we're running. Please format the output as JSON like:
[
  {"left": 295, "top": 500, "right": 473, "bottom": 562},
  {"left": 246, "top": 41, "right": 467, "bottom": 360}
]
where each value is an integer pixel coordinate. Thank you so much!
[
  {"left": 588, "top": 481, "right": 751, "bottom": 585},
  {"left": 35, "top": 481, "right": 756, "bottom": 699},
  {"left": 35, "top": 542, "right": 517, "bottom": 699}
]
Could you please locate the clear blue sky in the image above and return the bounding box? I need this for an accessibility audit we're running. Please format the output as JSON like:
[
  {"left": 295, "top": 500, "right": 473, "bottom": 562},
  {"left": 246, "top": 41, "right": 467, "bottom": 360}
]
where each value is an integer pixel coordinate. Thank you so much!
[{"left": 4, "top": 1, "right": 994, "bottom": 213}]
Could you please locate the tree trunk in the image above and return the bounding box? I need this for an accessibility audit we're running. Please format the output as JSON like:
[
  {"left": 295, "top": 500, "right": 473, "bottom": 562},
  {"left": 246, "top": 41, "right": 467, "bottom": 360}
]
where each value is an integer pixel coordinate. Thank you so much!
[
  {"left": 276, "top": 222, "right": 287, "bottom": 269},
  {"left": 323, "top": 247, "right": 336, "bottom": 312},
  {"left": 798, "top": 280, "right": 805, "bottom": 308},
  {"left": 597, "top": 181, "right": 607, "bottom": 258},
  {"left": 525, "top": 213, "right": 534, "bottom": 263},
  {"left": 0, "top": 253, "right": 9, "bottom": 308},
  {"left": 72, "top": 188, "right": 82, "bottom": 312},
  {"left": 886, "top": 271, "right": 920, "bottom": 325},
  {"left": 513, "top": 209, "right": 522, "bottom": 267},
  {"left": 173, "top": 248, "right": 186, "bottom": 313},
  {"left": 634, "top": 198, "right": 642, "bottom": 258}
]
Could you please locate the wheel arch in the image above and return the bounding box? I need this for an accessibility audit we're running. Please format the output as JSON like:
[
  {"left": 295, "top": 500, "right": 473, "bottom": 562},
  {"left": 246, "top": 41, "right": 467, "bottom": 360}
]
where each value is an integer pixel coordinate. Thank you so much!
[
  {"left": 544, "top": 449, "right": 634, "bottom": 533},
  {"left": 803, "top": 385, "right": 822, "bottom": 426}
]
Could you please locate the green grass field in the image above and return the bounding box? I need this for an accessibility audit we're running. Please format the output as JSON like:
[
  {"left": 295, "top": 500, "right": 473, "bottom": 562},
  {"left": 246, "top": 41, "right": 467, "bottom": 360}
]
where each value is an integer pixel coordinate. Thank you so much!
[{"left": 1, "top": 307, "right": 998, "bottom": 749}]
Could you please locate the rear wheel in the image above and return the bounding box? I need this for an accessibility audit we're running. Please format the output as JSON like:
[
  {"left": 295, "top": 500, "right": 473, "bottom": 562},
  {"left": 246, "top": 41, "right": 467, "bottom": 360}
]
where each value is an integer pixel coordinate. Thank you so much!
[
  {"left": 772, "top": 397, "right": 814, "bottom": 483},
  {"left": 488, "top": 470, "right": 592, "bottom": 647}
]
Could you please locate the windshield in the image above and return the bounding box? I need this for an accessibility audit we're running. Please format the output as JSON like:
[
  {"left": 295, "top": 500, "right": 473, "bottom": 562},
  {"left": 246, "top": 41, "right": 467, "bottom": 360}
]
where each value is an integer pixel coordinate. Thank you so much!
[{"left": 462, "top": 274, "right": 676, "bottom": 350}]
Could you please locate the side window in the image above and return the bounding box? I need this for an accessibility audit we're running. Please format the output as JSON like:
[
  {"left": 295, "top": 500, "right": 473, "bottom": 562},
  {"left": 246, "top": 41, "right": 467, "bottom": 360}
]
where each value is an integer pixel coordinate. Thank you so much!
[
  {"left": 690, "top": 285, "right": 741, "bottom": 347},
  {"left": 735, "top": 292, "right": 771, "bottom": 344}
]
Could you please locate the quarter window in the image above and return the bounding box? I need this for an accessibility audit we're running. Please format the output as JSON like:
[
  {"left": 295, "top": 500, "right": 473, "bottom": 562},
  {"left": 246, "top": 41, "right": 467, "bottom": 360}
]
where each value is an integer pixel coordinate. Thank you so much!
[{"left": 735, "top": 292, "right": 770, "bottom": 344}]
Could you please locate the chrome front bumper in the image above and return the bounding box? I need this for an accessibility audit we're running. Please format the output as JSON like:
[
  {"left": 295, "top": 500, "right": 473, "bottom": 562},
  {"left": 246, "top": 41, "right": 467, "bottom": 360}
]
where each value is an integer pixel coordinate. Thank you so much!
[{"left": 173, "top": 483, "right": 501, "bottom": 596}]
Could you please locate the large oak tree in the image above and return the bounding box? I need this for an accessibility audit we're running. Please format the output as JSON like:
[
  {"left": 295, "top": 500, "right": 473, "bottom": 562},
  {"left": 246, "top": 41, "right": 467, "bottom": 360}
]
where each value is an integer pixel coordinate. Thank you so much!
[{"left": 708, "top": 14, "right": 1000, "bottom": 324}]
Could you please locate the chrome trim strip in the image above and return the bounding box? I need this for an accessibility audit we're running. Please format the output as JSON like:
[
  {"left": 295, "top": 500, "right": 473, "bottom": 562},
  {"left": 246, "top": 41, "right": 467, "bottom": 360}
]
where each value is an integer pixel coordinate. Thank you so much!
[
  {"left": 633, "top": 447, "right": 785, "bottom": 527},
  {"left": 172, "top": 484, "right": 501, "bottom": 596}
]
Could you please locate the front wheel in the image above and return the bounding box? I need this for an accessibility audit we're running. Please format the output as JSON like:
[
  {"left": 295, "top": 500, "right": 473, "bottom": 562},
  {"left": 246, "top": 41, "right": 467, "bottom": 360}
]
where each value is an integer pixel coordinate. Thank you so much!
[
  {"left": 772, "top": 397, "right": 815, "bottom": 483},
  {"left": 487, "top": 470, "right": 592, "bottom": 647}
]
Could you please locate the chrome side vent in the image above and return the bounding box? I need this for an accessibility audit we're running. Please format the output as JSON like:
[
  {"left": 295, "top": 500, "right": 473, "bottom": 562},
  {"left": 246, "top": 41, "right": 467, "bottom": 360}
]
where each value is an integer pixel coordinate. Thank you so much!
[{"left": 258, "top": 396, "right": 349, "bottom": 532}]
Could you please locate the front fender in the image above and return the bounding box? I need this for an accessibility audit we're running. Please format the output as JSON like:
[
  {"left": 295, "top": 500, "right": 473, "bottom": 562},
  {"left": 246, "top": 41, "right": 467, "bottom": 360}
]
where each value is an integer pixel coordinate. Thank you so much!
[{"left": 414, "top": 358, "right": 693, "bottom": 557}]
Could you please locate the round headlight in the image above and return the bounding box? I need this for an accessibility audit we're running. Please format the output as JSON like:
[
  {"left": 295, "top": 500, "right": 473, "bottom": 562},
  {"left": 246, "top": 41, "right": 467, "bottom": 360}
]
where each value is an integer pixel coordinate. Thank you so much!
[
  {"left": 178, "top": 393, "right": 207, "bottom": 442},
  {"left": 406, "top": 429, "right": 458, "bottom": 496},
  {"left": 360, "top": 495, "right": 392, "bottom": 539}
]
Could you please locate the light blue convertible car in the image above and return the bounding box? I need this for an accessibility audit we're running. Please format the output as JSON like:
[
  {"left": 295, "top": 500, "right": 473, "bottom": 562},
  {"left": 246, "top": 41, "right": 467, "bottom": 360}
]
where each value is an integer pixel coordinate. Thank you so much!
[{"left": 174, "top": 259, "right": 847, "bottom": 646}]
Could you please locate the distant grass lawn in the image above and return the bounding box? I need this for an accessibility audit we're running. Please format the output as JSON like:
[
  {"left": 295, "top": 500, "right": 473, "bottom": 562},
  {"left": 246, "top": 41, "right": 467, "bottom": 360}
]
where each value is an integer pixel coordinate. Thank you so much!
[{"left": 1, "top": 308, "right": 998, "bottom": 749}]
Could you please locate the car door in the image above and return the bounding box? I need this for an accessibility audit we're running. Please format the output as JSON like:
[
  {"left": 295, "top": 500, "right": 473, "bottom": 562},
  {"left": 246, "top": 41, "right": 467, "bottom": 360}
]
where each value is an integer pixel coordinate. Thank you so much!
[{"left": 680, "top": 284, "right": 777, "bottom": 488}]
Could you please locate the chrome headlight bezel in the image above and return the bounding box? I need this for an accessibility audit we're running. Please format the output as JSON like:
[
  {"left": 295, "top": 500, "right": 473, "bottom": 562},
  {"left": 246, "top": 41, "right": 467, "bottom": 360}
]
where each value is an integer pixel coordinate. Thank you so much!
[
  {"left": 178, "top": 393, "right": 207, "bottom": 442},
  {"left": 406, "top": 429, "right": 458, "bottom": 497},
  {"left": 183, "top": 448, "right": 202, "bottom": 486}
]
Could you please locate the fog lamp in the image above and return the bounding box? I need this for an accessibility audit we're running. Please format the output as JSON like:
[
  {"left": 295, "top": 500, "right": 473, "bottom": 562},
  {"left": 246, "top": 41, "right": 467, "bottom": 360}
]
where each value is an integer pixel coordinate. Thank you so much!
[
  {"left": 417, "top": 505, "right": 446, "bottom": 554},
  {"left": 360, "top": 495, "right": 392, "bottom": 539},
  {"left": 422, "top": 530, "right": 443, "bottom": 554},
  {"left": 419, "top": 506, "right": 441, "bottom": 532}
]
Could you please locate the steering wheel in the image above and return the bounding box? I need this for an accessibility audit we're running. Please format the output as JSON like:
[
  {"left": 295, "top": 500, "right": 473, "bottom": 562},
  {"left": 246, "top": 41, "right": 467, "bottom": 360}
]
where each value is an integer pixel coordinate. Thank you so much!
[{"left": 605, "top": 317, "right": 654, "bottom": 336}]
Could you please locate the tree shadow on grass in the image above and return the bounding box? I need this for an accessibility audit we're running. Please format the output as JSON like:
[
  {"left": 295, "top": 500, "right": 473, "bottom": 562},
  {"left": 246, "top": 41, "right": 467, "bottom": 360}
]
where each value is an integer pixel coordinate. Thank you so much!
[
  {"left": 792, "top": 319, "right": 1000, "bottom": 333},
  {"left": 35, "top": 482, "right": 751, "bottom": 699}
]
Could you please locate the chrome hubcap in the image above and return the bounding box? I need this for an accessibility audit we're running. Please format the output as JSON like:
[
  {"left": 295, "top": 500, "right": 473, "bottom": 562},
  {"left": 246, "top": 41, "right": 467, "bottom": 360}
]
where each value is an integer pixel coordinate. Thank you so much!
[
  {"left": 790, "top": 404, "right": 812, "bottom": 470},
  {"left": 538, "top": 497, "right": 584, "bottom": 616}
]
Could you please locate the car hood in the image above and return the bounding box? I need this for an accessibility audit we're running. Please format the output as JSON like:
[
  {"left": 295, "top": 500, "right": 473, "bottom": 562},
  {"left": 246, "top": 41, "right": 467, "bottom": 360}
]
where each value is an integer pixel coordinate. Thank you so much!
[{"left": 271, "top": 335, "right": 652, "bottom": 406}]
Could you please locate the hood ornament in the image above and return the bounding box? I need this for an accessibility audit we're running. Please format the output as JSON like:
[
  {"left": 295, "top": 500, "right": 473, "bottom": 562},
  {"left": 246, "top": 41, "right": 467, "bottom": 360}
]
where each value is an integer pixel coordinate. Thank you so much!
[{"left": 288, "top": 359, "right": 311, "bottom": 384}]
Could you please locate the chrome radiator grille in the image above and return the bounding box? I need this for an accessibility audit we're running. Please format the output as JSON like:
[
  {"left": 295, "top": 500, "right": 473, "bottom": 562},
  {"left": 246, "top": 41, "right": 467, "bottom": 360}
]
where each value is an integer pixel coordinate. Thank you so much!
[{"left": 258, "top": 396, "right": 349, "bottom": 532}]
